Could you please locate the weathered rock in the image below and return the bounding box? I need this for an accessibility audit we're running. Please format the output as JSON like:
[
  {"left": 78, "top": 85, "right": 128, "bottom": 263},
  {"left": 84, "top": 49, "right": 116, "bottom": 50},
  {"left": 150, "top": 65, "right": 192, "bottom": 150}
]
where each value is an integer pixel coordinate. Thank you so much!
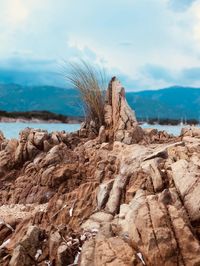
[
  {"left": 181, "top": 126, "right": 200, "bottom": 138},
  {"left": 80, "top": 235, "right": 134, "bottom": 266},
  {"left": 49, "top": 231, "right": 61, "bottom": 262},
  {"left": 57, "top": 244, "right": 73, "bottom": 266},
  {"left": 0, "top": 79, "right": 200, "bottom": 265},
  {"left": 171, "top": 159, "right": 200, "bottom": 222},
  {"left": 104, "top": 77, "right": 144, "bottom": 144},
  {"left": 9, "top": 244, "right": 34, "bottom": 266},
  {"left": 97, "top": 179, "right": 114, "bottom": 209},
  {"left": 105, "top": 174, "right": 129, "bottom": 214}
]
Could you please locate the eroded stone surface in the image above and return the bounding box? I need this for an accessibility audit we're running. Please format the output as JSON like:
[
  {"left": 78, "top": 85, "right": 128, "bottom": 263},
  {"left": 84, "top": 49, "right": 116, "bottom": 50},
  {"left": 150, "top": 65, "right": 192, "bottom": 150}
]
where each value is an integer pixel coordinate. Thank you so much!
[{"left": 0, "top": 79, "right": 199, "bottom": 265}]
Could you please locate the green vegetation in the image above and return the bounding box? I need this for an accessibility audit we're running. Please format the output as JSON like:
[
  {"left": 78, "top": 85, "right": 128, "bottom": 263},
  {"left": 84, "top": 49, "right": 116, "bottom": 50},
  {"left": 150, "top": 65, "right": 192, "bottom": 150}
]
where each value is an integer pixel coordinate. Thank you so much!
[
  {"left": 64, "top": 60, "right": 107, "bottom": 129},
  {"left": 0, "top": 110, "right": 83, "bottom": 123}
]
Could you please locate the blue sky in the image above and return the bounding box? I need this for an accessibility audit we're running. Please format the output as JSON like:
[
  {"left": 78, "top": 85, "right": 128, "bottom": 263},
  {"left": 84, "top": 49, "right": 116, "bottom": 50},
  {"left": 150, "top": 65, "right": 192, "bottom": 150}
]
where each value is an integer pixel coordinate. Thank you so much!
[{"left": 0, "top": 0, "right": 200, "bottom": 90}]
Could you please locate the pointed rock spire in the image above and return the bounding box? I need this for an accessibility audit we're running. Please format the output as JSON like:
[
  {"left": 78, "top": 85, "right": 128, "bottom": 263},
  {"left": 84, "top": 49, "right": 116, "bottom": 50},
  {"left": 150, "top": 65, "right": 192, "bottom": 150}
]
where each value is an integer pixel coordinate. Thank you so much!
[{"left": 103, "top": 77, "right": 144, "bottom": 144}]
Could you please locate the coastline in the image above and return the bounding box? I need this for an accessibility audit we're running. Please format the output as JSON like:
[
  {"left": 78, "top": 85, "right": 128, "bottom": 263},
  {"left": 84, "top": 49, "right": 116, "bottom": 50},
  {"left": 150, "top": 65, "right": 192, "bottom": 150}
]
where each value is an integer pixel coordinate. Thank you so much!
[{"left": 0, "top": 115, "right": 84, "bottom": 124}]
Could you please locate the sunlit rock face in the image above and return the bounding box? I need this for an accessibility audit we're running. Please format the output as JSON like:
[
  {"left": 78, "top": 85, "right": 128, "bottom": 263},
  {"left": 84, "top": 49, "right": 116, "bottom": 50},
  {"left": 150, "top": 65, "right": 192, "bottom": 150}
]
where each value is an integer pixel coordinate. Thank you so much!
[
  {"left": 104, "top": 77, "right": 144, "bottom": 144},
  {"left": 0, "top": 79, "right": 199, "bottom": 265}
]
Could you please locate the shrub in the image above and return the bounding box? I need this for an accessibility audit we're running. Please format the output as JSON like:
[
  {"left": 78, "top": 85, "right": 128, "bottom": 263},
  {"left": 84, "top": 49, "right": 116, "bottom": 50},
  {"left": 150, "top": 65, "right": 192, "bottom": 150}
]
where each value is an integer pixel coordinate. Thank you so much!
[{"left": 64, "top": 60, "right": 107, "bottom": 129}]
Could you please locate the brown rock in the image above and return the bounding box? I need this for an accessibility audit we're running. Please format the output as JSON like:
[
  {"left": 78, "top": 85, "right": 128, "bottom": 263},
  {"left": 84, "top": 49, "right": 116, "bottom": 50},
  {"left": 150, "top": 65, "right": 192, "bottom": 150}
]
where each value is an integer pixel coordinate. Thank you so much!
[
  {"left": 171, "top": 159, "right": 200, "bottom": 222},
  {"left": 104, "top": 78, "right": 144, "bottom": 144}
]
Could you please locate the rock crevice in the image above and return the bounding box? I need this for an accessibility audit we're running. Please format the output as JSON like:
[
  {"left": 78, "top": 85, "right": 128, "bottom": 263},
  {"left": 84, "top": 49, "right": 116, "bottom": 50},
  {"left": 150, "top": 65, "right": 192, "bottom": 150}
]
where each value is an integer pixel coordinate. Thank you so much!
[{"left": 0, "top": 79, "right": 199, "bottom": 265}]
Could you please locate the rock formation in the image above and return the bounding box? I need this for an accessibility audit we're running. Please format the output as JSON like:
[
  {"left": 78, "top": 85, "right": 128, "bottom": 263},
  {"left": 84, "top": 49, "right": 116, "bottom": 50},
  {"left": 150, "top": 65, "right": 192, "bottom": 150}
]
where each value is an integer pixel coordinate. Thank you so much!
[
  {"left": 0, "top": 78, "right": 199, "bottom": 265},
  {"left": 103, "top": 77, "right": 144, "bottom": 144}
]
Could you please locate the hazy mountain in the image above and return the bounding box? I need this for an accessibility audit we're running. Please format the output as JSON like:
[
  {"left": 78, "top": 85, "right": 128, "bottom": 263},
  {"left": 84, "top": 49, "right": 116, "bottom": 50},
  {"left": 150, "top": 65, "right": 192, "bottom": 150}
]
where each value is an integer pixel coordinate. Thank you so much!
[
  {"left": 126, "top": 86, "right": 200, "bottom": 119},
  {"left": 0, "top": 84, "right": 200, "bottom": 119},
  {"left": 0, "top": 84, "right": 80, "bottom": 116}
]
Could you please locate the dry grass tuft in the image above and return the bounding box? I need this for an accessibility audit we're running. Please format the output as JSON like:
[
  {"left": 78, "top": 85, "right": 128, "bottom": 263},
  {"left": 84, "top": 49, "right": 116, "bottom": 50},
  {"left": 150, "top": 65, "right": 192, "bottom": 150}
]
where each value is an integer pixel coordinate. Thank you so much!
[{"left": 65, "top": 60, "right": 107, "bottom": 129}]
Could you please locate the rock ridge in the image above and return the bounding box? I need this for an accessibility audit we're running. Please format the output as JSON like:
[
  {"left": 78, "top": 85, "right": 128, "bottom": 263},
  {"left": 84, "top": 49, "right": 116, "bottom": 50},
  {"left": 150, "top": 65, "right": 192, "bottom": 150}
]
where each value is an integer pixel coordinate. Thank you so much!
[{"left": 0, "top": 78, "right": 199, "bottom": 265}]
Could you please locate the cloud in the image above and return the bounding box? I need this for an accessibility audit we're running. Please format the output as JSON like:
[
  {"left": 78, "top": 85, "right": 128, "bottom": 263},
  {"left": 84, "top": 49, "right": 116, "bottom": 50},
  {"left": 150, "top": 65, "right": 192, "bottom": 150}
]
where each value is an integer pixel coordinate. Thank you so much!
[
  {"left": 6, "top": 0, "right": 29, "bottom": 25},
  {"left": 1, "top": 0, "right": 200, "bottom": 90},
  {"left": 169, "top": 0, "right": 197, "bottom": 11},
  {"left": 141, "top": 64, "right": 200, "bottom": 88},
  {"left": 118, "top": 42, "right": 133, "bottom": 47},
  {"left": 141, "top": 65, "right": 176, "bottom": 83},
  {"left": 182, "top": 67, "right": 200, "bottom": 80}
]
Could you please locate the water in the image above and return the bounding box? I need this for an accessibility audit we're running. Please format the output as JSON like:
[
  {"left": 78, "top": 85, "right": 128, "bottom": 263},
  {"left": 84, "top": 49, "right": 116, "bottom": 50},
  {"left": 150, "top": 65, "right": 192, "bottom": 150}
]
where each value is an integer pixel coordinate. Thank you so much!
[
  {"left": 141, "top": 123, "right": 190, "bottom": 136},
  {"left": 0, "top": 122, "right": 194, "bottom": 139},
  {"left": 0, "top": 122, "right": 80, "bottom": 139}
]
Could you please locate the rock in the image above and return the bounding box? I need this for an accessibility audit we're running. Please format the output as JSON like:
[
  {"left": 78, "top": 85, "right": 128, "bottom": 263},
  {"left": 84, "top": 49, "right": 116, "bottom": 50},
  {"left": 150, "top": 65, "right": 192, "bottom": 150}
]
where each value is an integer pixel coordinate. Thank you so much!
[
  {"left": 104, "top": 77, "right": 144, "bottom": 144},
  {"left": 80, "top": 234, "right": 134, "bottom": 266},
  {"left": 79, "top": 238, "right": 95, "bottom": 266},
  {"left": 8, "top": 225, "right": 42, "bottom": 266},
  {"left": 149, "top": 159, "right": 164, "bottom": 192},
  {"left": 105, "top": 174, "right": 129, "bottom": 214},
  {"left": 81, "top": 219, "right": 100, "bottom": 231},
  {"left": 19, "top": 225, "right": 41, "bottom": 258},
  {"left": 97, "top": 179, "right": 114, "bottom": 209},
  {"left": 57, "top": 244, "right": 73, "bottom": 266},
  {"left": 96, "top": 236, "right": 134, "bottom": 265},
  {"left": 181, "top": 126, "right": 200, "bottom": 138},
  {"left": 98, "top": 125, "right": 107, "bottom": 143},
  {"left": 171, "top": 159, "right": 200, "bottom": 222},
  {"left": 0, "top": 79, "right": 200, "bottom": 265},
  {"left": 49, "top": 231, "right": 62, "bottom": 261},
  {"left": 89, "top": 212, "right": 113, "bottom": 223},
  {"left": 168, "top": 205, "right": 200, "bottom": 265},
  {"left": 143, "top": 141, "right": 184, "bottom": 161},
  {"left": 33, "top": 131, "right": 48, "bottom": 148},
  {"left": 9, "top": 244, "right": 34, "bottom": 266}
]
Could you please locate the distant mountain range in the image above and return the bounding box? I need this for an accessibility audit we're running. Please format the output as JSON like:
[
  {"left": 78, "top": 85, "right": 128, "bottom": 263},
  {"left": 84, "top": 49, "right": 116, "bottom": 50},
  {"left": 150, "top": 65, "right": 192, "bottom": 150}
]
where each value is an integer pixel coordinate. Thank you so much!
[{"left": 1, "top": 83, "right": 200, "bottom": 119}]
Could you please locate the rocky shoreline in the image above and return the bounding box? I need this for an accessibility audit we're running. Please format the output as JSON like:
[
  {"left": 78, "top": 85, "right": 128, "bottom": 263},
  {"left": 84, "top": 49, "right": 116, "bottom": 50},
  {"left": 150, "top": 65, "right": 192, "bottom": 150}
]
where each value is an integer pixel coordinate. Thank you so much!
[
  {"left": 0, "top": 117, "right": 66, "bottom": 124},
  {"left": 0, "top": 118, "right": 82, "bottom": 124},
  {"left": 0, "top": 78, "right": 199, "bottom": 265},
  {"left": 0, "top": 111, "right": 84, "bottom": 124}
]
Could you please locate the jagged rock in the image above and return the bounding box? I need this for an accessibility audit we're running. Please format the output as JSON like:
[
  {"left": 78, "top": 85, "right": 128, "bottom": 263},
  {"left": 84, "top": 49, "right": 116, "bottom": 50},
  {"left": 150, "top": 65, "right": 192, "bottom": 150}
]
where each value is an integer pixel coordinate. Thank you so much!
[
  {"left": 171, "top": 159, "right": 200, "bottom": 222},
  {"left": 81, "top": 219, "right": 100, "bottom": 231},
  {"left": 181, "top": 126, "right": 200, "bottom": 138},
  {"left": 0, "top": 79, "right": 200, "bottom": 265},
  {"left": 143, "top": 141, "right": 184, "bottom": 161},
  {"left": 9, "top": 244, "right": 34, "bottom": 266},
  {"left": 32, "top": 131, "right": 49, "bottom": 148},
  {"left": 149, "top": 159, "right": 164, "bottom": 192},
  {"left": 8, "top": 225, "right": 43, "bottom": 266},
  {"left": 57, "top": 244, "right": 73, "bottom": 266},
  {"left": 105, "top": 174, "right": 129, "bottom": 214},
  {"left": 49, "top": 231, "right": 61, "bottom": 262},
  {"left": 97, "top": 179, "right": 114, "bottom": 209},
  {"left": 98, "top": 125, "right": 106, "bottom": 143},
  {"left": 89, "top": 212, "right": 113, "bottom": 223},
  {"left": 104, "top": 77, "right": 144, "bottom": 144},
  {"left": 113, "top": 189, "right": 200, "bottom": 265},
  {"left": 82, "top": 234, "right": 134, "bottom": 266}
]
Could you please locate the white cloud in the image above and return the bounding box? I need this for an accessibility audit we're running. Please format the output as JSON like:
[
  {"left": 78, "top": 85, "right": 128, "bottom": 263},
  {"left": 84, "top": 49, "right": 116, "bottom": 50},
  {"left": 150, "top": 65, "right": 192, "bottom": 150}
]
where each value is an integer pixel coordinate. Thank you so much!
[
  {"left": 6, "top": 0, "right": 28, "bottom": 25},
  {"left": 1, "top": 0, "right": 200, "bottom": 89}
]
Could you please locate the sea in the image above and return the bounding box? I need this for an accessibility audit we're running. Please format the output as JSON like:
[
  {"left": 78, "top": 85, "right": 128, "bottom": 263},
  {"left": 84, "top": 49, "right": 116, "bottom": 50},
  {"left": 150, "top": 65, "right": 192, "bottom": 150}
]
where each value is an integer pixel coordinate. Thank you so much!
[{"left": 0, "top": 122, "right": 194, "bottom": 139}]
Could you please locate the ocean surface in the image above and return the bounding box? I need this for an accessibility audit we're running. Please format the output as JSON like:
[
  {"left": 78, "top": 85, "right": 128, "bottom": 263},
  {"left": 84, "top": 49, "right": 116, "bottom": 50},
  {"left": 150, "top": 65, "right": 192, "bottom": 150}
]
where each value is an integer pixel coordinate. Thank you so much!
[
  {"left": 0, "top": 122, "right": 81, "bottom": 139},
  {"left": 0, "top": 122, "right": 194, "bottom": 139},
  {"left": 141, "top": 123, "right": 190, "bottom": 136}
]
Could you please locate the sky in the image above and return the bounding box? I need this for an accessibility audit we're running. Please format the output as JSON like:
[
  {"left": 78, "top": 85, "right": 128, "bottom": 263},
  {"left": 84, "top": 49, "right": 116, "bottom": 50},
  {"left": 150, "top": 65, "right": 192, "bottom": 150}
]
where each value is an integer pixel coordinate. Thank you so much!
[{"left": 0, "top": 0, "right": 200, "bottom": 90}]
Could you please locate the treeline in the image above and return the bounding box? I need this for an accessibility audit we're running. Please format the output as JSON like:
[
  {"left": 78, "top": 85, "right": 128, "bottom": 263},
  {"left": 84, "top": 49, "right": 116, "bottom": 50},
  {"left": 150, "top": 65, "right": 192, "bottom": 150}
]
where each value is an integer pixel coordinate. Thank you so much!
[
  {"left": 0, "top": 110, "right": 81, "bottom": 123},
  {"left": 0, "top": 110, "right": 199, "bottom": 125},
  {"left": 138, "top": 118, "right": 199, "bottom": 125}
]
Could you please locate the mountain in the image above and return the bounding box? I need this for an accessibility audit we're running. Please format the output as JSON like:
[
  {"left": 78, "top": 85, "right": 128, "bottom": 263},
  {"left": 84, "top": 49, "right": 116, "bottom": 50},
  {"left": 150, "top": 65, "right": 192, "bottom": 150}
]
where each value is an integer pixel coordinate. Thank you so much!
[
  {"left": 0, "top": 84, "right": 200, "bottom": 119},
  {"left": 0, "top": 84, "right": 81, "bottom": 116},
  {"left": 126, "top": 86, "right": 200, "bottom": 119}
]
